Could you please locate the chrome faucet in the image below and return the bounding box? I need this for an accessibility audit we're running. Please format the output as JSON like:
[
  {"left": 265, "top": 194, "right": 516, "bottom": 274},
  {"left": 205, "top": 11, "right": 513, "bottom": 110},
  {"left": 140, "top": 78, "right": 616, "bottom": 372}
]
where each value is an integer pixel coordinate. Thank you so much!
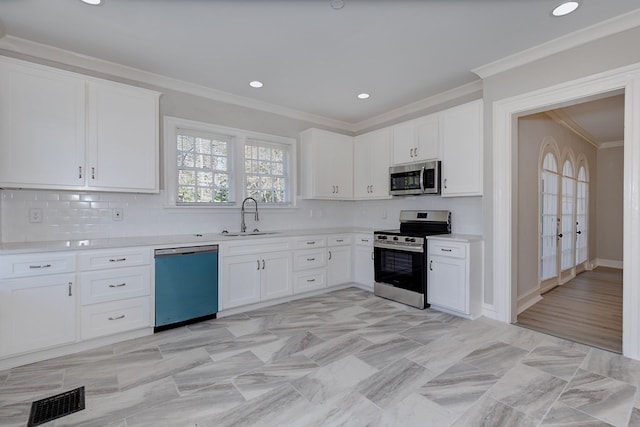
[{"left": 241, "top": 197, "right": 259, "bottom": 233}]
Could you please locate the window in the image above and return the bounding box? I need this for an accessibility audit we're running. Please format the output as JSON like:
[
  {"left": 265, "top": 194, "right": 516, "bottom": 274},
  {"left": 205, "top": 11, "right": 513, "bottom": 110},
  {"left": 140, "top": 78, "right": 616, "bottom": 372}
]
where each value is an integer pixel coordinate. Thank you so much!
[
  {"left": 176, "top": 129, "right": 232, "bottom": 205},
  {"left": 164, "top": 116, "right": 296, "bottom": 209},
  {"left": 244, "top": 140, "right": 289, "bottom": 204}
]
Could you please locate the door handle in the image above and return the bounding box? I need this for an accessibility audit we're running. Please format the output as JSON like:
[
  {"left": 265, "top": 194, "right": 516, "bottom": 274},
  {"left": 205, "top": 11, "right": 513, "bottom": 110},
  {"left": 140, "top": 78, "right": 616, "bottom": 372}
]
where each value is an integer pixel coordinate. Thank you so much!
[{"left": 576, "top": 231, "right": 582, "bottom": 234}]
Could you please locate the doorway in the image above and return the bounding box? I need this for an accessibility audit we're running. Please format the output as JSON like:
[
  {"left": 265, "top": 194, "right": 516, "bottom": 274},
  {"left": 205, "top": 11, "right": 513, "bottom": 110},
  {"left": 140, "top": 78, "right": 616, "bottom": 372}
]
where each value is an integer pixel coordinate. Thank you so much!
[
  {"left": 514, "top": 96, "right": 623, "bottom": 353},
  {"left": 490, "top": 65, "right": 640, "bottom": 357}
]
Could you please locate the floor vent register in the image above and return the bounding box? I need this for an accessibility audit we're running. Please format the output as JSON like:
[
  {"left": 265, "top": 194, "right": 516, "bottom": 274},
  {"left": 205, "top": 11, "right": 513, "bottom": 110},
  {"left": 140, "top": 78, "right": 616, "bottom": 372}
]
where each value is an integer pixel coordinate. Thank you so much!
[{"left": 27, "top": 386, "right": 85, "bottom": 426}]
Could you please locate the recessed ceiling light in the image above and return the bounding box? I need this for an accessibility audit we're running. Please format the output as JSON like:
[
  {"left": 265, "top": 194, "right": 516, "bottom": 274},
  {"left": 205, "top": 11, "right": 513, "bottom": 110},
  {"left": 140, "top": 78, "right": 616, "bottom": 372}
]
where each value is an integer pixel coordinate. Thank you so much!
[
  {"left": 81, "top": 0, "right": 103, "bottom": 5},
  {"left": 249, "top": 81, "right": 263, "bottom": 88},
  {"left": 330, "top": 0, "right": 345, "bottom": 10},
  {"left": 357, "top": 93, "right": 370, "bottom": 100},
  {"left": 552, "top": 1, "right": 579, "bottom": 17}
]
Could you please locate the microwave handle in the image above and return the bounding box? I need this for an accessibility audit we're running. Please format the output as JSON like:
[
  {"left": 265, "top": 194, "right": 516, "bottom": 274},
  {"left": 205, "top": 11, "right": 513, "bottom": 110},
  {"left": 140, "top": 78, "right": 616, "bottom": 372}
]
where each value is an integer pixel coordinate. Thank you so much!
[{"left": 420, "top": 166, "right": 426, "bottom": 193}]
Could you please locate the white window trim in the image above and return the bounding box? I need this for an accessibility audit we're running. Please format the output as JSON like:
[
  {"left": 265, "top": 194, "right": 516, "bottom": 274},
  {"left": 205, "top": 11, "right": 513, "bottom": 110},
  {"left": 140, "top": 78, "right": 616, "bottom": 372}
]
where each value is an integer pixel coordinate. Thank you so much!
[{"left": 164, "top": 116, "right": 297, "bottom": 210}]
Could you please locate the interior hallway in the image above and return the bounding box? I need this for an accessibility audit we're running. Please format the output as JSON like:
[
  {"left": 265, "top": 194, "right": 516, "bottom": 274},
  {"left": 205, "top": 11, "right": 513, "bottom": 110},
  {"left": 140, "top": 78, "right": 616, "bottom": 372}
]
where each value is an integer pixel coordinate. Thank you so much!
[{"left": 517, "top": 267, "right": 623, "bottom": 353}]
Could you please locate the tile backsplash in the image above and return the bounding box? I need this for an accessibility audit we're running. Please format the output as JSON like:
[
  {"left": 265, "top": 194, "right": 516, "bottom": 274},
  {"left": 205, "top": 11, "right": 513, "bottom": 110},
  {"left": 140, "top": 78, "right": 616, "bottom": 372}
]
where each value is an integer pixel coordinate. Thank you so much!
[
  {"left": 0, "top": 189, "right": 483, "bottom": 243},
  {"left": 0, "top": 189, "right": 357, "bottom": 243}
]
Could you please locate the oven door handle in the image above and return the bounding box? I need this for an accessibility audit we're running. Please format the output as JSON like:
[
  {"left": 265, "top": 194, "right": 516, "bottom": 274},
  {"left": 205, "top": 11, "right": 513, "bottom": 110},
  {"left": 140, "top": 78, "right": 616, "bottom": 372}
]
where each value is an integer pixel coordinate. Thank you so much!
[
  {"left": 373, "top": 242, "right": 424, "bottom": 253},
  {"left": 420, "top": 166, "right": 426, "bottom": 194}
]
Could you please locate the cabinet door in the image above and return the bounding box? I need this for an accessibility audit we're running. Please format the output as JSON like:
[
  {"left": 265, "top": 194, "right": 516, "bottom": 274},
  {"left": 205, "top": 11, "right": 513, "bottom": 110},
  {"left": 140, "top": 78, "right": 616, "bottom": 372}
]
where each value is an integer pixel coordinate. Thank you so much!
[
  {"left": 354, "top": 245, "right": 374, "bottom": 289},
  {"left": 220, "top": 255, "right": 262, "bottom": 309},
  {"left": 355, "top": 128, "right": 390, "bottom": 199},
  {"left": 0, "top": 60, "right": 85, "bottom": 188},
  {"left": 392, "top": 121, "right": 416, "bottom": 165},
  {"left": 300, "top": 128, "right": 353, "bottom": 199},
  {"left": 0, "top": 274, "right": 76, "bottom": 356},
  {"left": 328, "top": 246, "right": 352, "bottom": 286},
  {"left": 261, "top": 251, "right": 293, "bottom": 300},
  {"left": 441, "top": 100, "right": 483, "bottom": 197},
  {"left": 415, "top": 113, "right": 440, "bottom": 161},
  {"left": 87, "top": 80, "right": 159, "bottom": 192},
  {"left": 427, "top": 256, "right": 467, "bottom": 313}
]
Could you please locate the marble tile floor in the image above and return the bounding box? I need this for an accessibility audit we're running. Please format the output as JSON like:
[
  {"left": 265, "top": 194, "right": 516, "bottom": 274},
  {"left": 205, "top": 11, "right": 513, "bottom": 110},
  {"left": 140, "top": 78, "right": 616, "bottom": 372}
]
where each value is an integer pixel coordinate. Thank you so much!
[{"left": 2, "top": 287, "right": 640, "bottom": 426}]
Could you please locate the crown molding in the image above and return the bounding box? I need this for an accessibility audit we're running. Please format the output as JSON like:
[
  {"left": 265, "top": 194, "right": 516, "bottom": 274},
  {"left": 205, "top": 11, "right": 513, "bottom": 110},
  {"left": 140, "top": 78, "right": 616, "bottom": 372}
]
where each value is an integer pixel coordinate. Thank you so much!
[
  {"left": 0, "top": 35, "right": 355, "bottom": 133},
  {"left": 544, "top": 109, "right": 600, "bottom": 148},
  {"left": 352, "top": 79, "right": 483, "bottom": 133},
  {"left": 599, "top": 140, "right": 624, "bottom": 149},
  {"left": 472, "top": 8, "right": 640, "bottom": 79}
]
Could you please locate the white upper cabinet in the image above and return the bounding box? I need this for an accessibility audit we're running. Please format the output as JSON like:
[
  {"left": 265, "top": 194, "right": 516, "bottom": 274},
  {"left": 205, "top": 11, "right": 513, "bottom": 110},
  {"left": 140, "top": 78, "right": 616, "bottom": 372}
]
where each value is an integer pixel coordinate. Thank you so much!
[
  {"left": 354, "top": 127, "right": 391, "bottom": 199},
  {"left": 392, "top": 113, "right": 439, "bottom": 165},
  {"left": 0, "top": 59, "right": 86, "bottom": 188},
  {"left": 441, "top": 100, "right": 483, "bottom": 197},
  {"left": 0, "top": 57, "right": 160, "bottom": 193},
  {"left": 87, "top": 80, "right": 159, "bottom": 192},
  {"left": 300, "top": 128, "right": 353, "bottom": 200}
]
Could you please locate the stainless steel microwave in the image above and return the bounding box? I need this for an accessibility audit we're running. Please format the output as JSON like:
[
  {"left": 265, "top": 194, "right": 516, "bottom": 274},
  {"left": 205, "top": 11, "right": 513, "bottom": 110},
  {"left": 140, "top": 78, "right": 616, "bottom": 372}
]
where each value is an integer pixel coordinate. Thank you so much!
[{"left": 389, "top": 161, "right": 441, "bottom": 196}]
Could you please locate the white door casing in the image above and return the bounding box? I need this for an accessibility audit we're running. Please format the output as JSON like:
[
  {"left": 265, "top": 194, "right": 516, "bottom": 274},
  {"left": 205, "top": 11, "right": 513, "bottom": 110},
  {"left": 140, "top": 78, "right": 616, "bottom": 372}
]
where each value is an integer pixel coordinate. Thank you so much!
[{"left": 491, "top": 62, "right": 640, "bottom": 359}]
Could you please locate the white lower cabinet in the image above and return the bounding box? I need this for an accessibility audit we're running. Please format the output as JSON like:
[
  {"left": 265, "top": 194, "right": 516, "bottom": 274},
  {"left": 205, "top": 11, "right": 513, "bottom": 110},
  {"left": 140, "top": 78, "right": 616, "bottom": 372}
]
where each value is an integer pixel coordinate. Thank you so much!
[
  {"left": 292, "top": 236, "right": 328, "bottom": 294},
  {"left": 0, "top": 273, "right": 76, "bottom": 357},
  {"left": 327, "top": 235, "right": 353, "bottom": 286},
  {"left": 261, "top": 252, "right": 293, "bottom": 300},
  {"left": 353, "top": 234, "right": 374, "bottom": 289},
  {"left": 220, "top": 239, "right": 293, "bottom": 310},
  {"left": 77, "top": 248, "right": 152, "bottom": 340},
  {"left": 427, "top": 237, "right": 483, "bottom": 319}
]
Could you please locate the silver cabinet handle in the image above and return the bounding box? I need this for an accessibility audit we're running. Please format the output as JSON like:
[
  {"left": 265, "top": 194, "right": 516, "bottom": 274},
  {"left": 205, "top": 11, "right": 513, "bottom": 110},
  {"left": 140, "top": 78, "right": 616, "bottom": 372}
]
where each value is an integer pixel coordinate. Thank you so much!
[
  {"left": 68, "top": 282, "right": 73, "bottom": 296},
  {"left": 109, "top": 283, "right": 127, "bottom": 288},
  {"left": 336, "top": 239, "right": 344, "bottom": 243},
  {"left": 109, "top": 258, "right": 127, "bottom": 262},
  {"left": 257, "top": 260, "right": 260, "bottom": 270},
  {"left": 108, "top": 315, "right": 125, "bottom": 321},
  {"left": 414, "top": 147, "right": 418, "bottom": 157},
  {"left": 328, "top": 250, "right": 332, "bottom": 260},
  {"left": 307, "top": 258, "right": 316, "bottom": 261},
  {"left": 306, "top": 241, "right": 316, "bottom": 245},
  {"left": 262, "top": 259, "right": 265, "bottom": 269},
  {"left": 29, "top": 264, "right": 52, "bottom": 269},
  {"left": 91, "top": 167, "right": 96, "bottom": 180},
  {"left": 429, "top": 260, "right": 433, "bottom": 271},
  {"left": 409, "top": 148, "right": 414, "bottom": 158},
  {"left": 79, "top": 166, "right": 83, "bottom": 179},
  {"left": 306, "top": 278, "right": 316, "bottom": 283},
  {"left": 441, "top": 248, "right": 452, "bottom": 252},
  {"left": 443, "top": 178, "right": 448, "bottom": 189},
  {"left": 336, "top": 185, "right": 339, "bottom": 193},
  {"left": 362, "top": 239, "right": 369, "bottom": 243}
]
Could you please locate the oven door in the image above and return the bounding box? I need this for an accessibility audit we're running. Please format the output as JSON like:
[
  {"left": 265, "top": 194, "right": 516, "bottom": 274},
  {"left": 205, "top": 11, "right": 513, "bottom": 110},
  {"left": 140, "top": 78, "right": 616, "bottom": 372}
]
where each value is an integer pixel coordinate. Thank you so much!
[{"left": 374, "top": 244, "right": 426, "bottom": 295}]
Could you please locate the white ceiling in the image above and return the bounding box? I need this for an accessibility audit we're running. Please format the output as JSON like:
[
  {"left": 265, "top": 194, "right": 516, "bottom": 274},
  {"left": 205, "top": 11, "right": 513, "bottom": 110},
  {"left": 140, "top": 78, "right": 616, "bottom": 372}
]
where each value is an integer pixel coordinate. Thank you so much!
[{"left": 0, "top": 0, "right": 639, "bottom": 128}]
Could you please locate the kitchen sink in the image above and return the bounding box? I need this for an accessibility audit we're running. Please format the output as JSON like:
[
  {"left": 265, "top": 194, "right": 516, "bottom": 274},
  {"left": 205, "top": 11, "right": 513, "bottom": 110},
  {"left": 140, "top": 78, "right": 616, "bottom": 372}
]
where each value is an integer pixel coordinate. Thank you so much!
[{"left": 219, "top": 231, "right": 279, "bottom": 237}]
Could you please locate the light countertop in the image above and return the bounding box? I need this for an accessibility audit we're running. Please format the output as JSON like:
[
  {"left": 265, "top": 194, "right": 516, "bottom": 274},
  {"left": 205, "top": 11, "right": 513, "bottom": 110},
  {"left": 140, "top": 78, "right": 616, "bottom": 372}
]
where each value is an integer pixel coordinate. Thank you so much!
[{"left": 0, "top": 227, "right": 376, "bottom": 255}]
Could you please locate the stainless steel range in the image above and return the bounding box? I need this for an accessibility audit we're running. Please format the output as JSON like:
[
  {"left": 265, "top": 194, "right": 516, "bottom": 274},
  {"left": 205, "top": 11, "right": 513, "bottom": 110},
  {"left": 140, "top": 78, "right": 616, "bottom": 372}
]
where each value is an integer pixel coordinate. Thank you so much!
[{"left": 374, "top": 210, "right": 451, "bottom": 309}]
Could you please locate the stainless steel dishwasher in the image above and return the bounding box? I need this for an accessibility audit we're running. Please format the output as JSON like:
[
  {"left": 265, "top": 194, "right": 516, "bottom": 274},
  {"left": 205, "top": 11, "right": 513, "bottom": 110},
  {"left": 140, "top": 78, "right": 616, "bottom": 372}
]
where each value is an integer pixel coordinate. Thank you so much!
[{"left": 154, "top": 245, "right": 218, "bottom": 332}]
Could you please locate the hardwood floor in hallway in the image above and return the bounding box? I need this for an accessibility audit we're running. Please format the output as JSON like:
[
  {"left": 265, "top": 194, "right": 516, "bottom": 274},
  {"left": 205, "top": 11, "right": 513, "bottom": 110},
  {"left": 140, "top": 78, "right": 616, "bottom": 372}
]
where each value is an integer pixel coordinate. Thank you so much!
[{"left": 516, "top": 267, "right": 623, "bottom": 353}]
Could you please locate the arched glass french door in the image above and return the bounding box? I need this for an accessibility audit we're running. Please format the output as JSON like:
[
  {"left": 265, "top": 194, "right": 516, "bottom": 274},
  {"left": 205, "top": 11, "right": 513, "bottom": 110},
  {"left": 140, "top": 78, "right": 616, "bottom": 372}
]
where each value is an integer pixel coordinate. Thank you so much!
[
  {"left": 560, "top": 158, "right": 576, "bottom": 283},
  {"left": 575, "top": 163, "right": 589, "bottom": 271},
  {"left": 540, "top": 151, "right": 560, "bottom": 286}
]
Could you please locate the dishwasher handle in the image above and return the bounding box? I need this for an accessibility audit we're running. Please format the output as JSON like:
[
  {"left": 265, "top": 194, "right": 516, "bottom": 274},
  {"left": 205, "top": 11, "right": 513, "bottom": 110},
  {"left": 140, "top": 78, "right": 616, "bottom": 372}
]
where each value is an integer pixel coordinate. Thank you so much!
[{"left": 154, "top": 245, "right": 218, "bottom": 258}]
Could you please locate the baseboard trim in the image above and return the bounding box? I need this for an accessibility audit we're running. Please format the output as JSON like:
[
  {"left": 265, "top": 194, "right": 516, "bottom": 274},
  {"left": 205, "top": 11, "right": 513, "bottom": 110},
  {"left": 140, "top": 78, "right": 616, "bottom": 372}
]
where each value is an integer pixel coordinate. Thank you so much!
[
  {"left": 517, "top": 288, "right": 543, "bottom": 314},
  {"left": 595, "top": 258, "right": 623, "bottom": 269}
]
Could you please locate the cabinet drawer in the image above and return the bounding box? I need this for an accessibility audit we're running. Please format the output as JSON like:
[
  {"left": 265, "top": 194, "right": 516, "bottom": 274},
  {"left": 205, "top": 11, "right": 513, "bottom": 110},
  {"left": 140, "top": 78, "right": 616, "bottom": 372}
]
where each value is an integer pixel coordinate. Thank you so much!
[
  {"left": 293, "top": 249, "right": 327, "bottom": 271},
  {"left": 328, "top": 235, "right": 352, "bottom": 246},
  {"left": 79, "top": 266, "right": 151, "bottom": 305},
  {"left": 80, "top": 296, "right": 150, "bottom": 340},
  {"left": 78, "top": 248, "right": 151, "bottom": 271},
  {"left": 354, "top": 234, "right": 373, "bottom": 246},
  {"left": 0, "top": 253, "right": 75, "bottom": 279},
  {"left": 295, "top": 237, "right": 327, "bottom": 249},
  {"left": 293, "top": 270, "right": 327, "bottom": 294},
  {"left": 429, "top": 241, "right": 466, "bottom": 258}
]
